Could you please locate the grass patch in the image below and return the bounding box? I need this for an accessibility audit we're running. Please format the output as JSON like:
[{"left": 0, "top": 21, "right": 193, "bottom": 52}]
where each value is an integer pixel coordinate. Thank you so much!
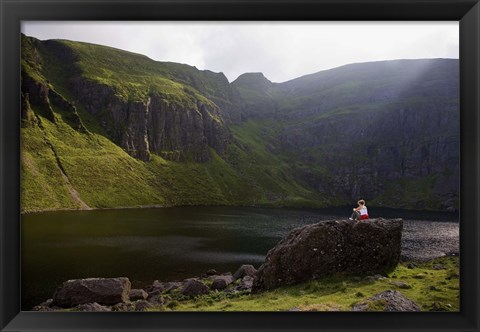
[{"left": 162, "top": 256, "right": 459, "bottom": 311}]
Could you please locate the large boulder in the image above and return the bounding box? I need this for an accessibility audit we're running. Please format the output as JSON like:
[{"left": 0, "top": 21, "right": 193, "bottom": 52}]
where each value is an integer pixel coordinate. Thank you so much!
[
  {"left": 52, "top": 277, "right": 131, "bottom": 308},
  {"left": 180, "top": 279, "right": 209, "bottom": 297},
  {"left": 210, "top": 275, "right": 234, "bottom": 290},
  {"left": 233, "top": 265, "right": 257, "bottom": 280},
  {"left": 352, "top": 290, "right": 421, "bottom": 311},
  {"left": 252, "top": 218, "right": 403, "bottom": 292},
  {"left": 129, "top": 289, "right": 148, "bottom": 301}
]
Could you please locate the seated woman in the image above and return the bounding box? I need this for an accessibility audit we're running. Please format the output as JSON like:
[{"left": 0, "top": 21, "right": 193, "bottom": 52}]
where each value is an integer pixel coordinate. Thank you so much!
[{"left": 349, "top": 199, "right": 369, "bottom": 221}]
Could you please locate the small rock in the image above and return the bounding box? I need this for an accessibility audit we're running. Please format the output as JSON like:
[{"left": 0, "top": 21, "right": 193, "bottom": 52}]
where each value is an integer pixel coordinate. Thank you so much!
[
  {"left": 147, "top": 288, "right": 162, "bottom": 298},
  {"left": 428, "top": 302, "right": 451, "bottom": 311},
  {"left": 288, "top": 307, "right": 301, "bottom": 311},
  {"left": 236, "top": 275, "right": 254, "bottom": 292},
  {"left": 428, "top": 285, "right": 440, "bottom": 291},
  {"left": 180, "top": 279, "right": 209, "bottom": 297},
  {"left": 135, "top": 300, "right": 152, "bottom": 312},
  {"left": 112, "top": 302, "right": 135, "bottom": 312},
  {"left": 211, "top": 275, "right": 234, "bottom": 290},
  {"left": 146, "top": 293, "right": 165, "bottom": 305},
  {"left": 164, "top": 281, "right": 182, "bottom": 292},
  {"left": 412, "top": 274, "right": 426, "bottom": 279},
  {"left": 149, "top": 281, "right": 181, "bottom": 296},
  {"left": 432, "top": 264, "right": 446, "bottom": 270},
  {"left": 151, "top": 280, "right": 165, "bottom": 291},
  {"left": 352, "top": 290, "right": 421, "bottom": 312},
  {"left": 205, "top": 269, "right": 217, "bottom": 276},
  {"left": 38, "top": 299, "right": 54, "bottom": 307},
  {"left": 75, "top": 302, "right": 111, "bottom": 312},
  {"left": 129, "top": 289, "right": 148, "bottom": 301},
  {"left": 32, "top": 305, "right": 58, "bottom": 312},
  {"left": 233, "top": 265, "right": 257, "bottom": 280}
]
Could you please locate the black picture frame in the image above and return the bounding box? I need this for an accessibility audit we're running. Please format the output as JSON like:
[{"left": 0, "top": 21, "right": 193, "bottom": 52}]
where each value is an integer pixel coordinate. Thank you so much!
[{"left": 1, "top": 0, "right": 479, "bottom": 331}]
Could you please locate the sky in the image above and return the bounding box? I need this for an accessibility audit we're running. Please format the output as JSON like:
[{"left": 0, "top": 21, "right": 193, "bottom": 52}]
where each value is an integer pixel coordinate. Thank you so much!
[{"left": 21, "top": 21, "right": 459, "bottom": 83}]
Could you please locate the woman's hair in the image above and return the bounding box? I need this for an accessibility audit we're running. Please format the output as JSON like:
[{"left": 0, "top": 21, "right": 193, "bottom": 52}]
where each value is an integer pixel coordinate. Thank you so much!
[{"left": 358, "top": 199, "right": 366, "bottom": 205}]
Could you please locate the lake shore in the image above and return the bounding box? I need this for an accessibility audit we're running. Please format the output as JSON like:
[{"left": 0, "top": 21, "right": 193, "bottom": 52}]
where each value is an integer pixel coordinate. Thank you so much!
[
  {"left": 32, "top": 255, "right": 460, "bottom": 312},
  {"left": 21, "top": 203, "right": 461, "bottom": 217}
]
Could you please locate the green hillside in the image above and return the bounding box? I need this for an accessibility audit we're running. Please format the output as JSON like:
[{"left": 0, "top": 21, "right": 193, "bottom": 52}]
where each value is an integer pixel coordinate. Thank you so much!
[
  {"left": 20, "top": 35, "right": 459, "bottom": 213},
  {"left": 21, "top": 35, "right": 329, "bottom": 213}
]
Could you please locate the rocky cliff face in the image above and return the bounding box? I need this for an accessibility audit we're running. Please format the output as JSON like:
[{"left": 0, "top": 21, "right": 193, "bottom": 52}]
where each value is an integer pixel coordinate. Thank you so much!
[
  {"left": 69, "top": 77, "right": 230, "bottom": 161},
  {"left": 279, "top": 99, "right": 458, "bottom": 209},
  {"left": 23, "top": 37, "right": 232, "bottom": 162},
  {"left": 21, "top": 70, "right": 87, "bottom": 132},
  {"left": 236, "top": 59, "right": 459, "bottom": 211}
]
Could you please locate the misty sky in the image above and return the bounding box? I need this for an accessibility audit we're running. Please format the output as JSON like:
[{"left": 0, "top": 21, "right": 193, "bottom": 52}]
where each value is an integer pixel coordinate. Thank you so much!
[{"left": 21, "top": 21, "right": 459, "bottom": 83}]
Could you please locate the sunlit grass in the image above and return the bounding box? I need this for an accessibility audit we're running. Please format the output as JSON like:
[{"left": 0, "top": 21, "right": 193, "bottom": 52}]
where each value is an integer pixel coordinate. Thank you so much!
[{"left": 151, "top": 256, "right": 459, "bottom": 312}]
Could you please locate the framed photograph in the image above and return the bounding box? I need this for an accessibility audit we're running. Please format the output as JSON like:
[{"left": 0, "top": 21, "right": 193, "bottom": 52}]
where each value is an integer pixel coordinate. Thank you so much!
[{"left": 1, "top": 0, "right": 479, "bottom": 331}]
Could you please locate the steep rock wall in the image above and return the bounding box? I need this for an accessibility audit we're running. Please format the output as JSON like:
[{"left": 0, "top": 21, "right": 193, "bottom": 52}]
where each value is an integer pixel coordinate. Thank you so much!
[{"left": 69, "top": 77, "right": 230, "bottom": 161}]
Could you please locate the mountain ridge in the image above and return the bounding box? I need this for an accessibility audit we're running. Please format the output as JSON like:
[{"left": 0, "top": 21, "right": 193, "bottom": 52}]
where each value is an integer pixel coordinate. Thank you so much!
[{"left": 20, "top": 34, "right": 459, "bottom": 213}]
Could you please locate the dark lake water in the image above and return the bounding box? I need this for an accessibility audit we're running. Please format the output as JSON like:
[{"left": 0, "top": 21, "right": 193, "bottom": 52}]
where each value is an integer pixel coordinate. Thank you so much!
[{"left": 21, "top": 206, "right": 458, "bottom": 310}]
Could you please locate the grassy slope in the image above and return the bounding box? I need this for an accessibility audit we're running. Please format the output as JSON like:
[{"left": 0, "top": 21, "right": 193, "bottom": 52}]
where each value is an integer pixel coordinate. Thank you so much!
[
  {"left": 21, "top": 36, "right": 329, "bottom": 213},
  {"left": 148, "top": 256, "right": 459, "bottom": 312},
  {"left": 21, "top": 113, "right": 329, "bottom": 213},
  {"left": 58, "top": 39, "right": 218, "bottom": 108},
  {"left": 22, "top": 104, "right": 327, "bottom": 213},
  {"left": 21, "top": 120, "right": 79, "bottom": 212},
  {"left": 228, "top": 119, "right": 336, "bottom": 207}
]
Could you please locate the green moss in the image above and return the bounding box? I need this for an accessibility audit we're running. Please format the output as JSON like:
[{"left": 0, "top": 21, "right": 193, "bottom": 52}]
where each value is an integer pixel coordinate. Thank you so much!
[
  {"left": 21, "top": 124, "right": 80, "bottom": 213},
  {"left": 50, "top": 39, "right": 220, "bottom": 110},
  {"left": 151, "top": 256, "right": 459, "bottom": 312}
]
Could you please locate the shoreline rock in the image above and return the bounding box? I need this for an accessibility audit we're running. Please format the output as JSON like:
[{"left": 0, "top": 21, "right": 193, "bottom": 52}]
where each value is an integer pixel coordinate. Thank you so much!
[
  {"left": 52, "top": 277, "right": 131, "bottom": 308},
  {"left": 352, "top": 290, "right": 421, "bottom": 311},
  {"left": 252, "top": 218, "right": 403, "bottom": 292}
]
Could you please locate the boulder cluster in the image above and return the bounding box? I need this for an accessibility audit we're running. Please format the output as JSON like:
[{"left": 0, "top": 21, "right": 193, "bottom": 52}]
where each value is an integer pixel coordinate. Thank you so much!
[{"left": 33, "top": 265, "right": 257, "bottom": 312}]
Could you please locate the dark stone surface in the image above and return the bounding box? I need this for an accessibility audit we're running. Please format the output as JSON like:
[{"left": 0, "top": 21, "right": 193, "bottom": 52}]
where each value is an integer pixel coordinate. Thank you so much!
[
  {"left": 21, "top": 71, "right": 56, "bottom": 123},
  {"left": 75, "top": 302, "right": 111, "bottom": 312},
  {"left": 129, "top": 289, "right": 148, "bottom": 301},
  {"left": 352, "top": 290, "right": 421, "bottom": 311},
  {"left": 236, "top": 276, "right": 254, "bottom": 292},
  {"left": 210, "top": 275, "right": 234, "bottom": 290},
  {"left": 52, "top": 277, "right": 131, "bottom": 308},
  {"left": 252, "top": 218, "right": 403, "bottom": 292},
  {"left": 134, "top": 300, "right": 153, "bottom": 312},
  {"left": 205, "top": 269, "right": 217, "bottom": 276},
  {"left": 233, "top": 264, "right": 257, "bottom": 280},
  {"left": 69, "top": 77, "right": 231, "bottom": 162},
  {"left": 180, "top": 279, "right": 210, "bottom": 297}
]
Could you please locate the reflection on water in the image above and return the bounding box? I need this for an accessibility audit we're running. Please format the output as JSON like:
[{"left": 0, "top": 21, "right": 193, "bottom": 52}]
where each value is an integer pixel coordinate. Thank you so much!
[{"left": 21, "top": 206, "right": 458, "bottom": 310}]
